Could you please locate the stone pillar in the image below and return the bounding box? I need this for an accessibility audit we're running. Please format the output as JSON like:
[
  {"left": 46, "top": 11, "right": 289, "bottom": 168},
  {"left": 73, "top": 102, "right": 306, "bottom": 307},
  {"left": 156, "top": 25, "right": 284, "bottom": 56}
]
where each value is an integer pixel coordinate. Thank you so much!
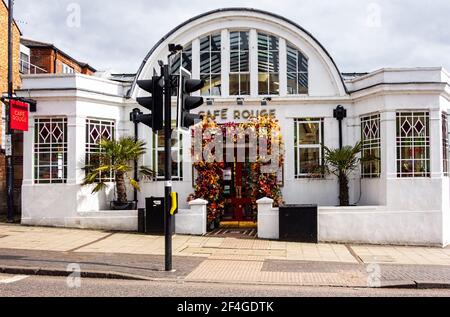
[
  {"left": 175, "top": 199, "right": 208, "bottom": 236},
  {"left": 257, "top": 197, "right": 279, "bottom": 240}
]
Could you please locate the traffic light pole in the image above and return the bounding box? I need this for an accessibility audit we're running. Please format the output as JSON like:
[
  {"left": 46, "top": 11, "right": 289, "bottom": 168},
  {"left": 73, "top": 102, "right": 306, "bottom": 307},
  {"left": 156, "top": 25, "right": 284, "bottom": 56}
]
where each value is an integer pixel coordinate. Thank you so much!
[
  {"left": 6, "top": 0, "right": 14, "bottom": 222},
  {"left": 163, "top": 64, "right": 173, "bottom": 272},
  {"left": 133, "top": 115, "right": 139, "bottom": 203}
]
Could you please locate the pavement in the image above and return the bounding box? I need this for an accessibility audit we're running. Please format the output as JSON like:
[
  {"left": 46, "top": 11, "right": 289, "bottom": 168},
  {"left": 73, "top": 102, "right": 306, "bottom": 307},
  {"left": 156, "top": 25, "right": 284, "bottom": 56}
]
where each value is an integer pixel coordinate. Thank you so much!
[{"left": 0, "top": 223, "right": 450, "bottom": 290}]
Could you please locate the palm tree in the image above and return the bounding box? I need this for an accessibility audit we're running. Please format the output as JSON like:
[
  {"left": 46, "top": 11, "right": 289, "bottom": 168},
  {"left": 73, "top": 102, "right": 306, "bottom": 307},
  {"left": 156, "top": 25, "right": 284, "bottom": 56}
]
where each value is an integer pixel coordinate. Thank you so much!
[
  {"left": 82, "top": 137, "right": 153, "bottom": 207},
  {"left": 323, "top": 142, "right": 362, "bottom": 206}
]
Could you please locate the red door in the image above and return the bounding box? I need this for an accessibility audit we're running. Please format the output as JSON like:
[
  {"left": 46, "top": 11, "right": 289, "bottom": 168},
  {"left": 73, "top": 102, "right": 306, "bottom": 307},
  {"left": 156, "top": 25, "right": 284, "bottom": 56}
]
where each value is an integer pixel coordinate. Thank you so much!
[{"left": 230, "top": 163, "right": 253, "bottom": 221}]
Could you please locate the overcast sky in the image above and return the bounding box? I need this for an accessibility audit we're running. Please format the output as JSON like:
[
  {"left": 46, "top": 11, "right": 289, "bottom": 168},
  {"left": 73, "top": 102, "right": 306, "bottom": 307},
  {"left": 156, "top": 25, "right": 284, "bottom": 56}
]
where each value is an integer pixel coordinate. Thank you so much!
[{"left": 12, "top": 0, "right": 450, "bottom": 74}]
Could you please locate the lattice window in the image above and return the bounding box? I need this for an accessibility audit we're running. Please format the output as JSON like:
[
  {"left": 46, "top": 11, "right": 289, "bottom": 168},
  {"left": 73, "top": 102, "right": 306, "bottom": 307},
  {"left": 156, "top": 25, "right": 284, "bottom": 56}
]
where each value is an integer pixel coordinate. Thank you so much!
[
  {"left": 294, "top": 118, "right": 324, "bottom": 178},
  {"left": 85, "top": 118, "right": 115, "bottom": 182},
  {"left": 443, "top": 112, "right": 449, "bottom": 177},
  {"left": 361, "top": 114, "right": 381, "bottom": 178},
  {"left": 34, "top": 117, "right": 67, "bottom": 184},
  {"left": 396, "top": 112, "right": 430, "bottom": 178}
]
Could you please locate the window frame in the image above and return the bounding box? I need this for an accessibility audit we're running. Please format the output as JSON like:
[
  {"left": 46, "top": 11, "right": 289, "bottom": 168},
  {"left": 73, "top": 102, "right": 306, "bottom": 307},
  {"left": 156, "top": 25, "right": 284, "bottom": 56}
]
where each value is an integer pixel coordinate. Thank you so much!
[
  {"left": 153, "top": 124, "right": 183, "bottom": 181},
  {"left": 396, "top": 111, "right": 431, "bottom": 178},
  {"left": 200, "top": 33, "right": 222, "bottom": 96},
  {"left": 20, "top": 52, "right": 30, "bottom": 74},
  {"left": 62, "top": 62, "right": 74, "bottom": 74},
  {"left": 229, "top": 30, "right": 250, "bottom": 97},
  {"left": 294, "top": 118, "right": 324, "bottom": 178},
  {"left": 361, "top": 113, "right": 381, "bottom": 179},
  {"left": 286, "top": 43, "right": 309, "bottom": 95},
  {"left": 85, "top": 118, "right": 116, "bottom": 182},
  {"left": 257, "top": 33, "right": 280, "bottom": 96},
  {"left": 170, "top": 44, "right": 193, "bottom": 74},
  {"left": 34, "top": 117, "right": 68, "bottom": 184}
]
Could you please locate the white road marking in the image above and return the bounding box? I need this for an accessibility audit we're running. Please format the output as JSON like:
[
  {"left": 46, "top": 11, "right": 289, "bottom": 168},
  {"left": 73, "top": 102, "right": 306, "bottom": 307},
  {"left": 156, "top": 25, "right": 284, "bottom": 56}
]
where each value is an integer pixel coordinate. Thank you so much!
[{"left": 0, "top": 275, "right": 29, "bottom": 284}]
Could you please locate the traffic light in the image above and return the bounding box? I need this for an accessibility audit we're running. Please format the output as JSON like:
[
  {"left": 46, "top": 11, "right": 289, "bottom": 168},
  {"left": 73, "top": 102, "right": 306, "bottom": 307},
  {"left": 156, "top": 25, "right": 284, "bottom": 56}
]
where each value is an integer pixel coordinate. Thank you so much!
[
  {"left": 135, "top": 76, "right": 164, "bottom": 131},
  {"left": 178, "top": 69, "right": 205, "bottom": 129}
]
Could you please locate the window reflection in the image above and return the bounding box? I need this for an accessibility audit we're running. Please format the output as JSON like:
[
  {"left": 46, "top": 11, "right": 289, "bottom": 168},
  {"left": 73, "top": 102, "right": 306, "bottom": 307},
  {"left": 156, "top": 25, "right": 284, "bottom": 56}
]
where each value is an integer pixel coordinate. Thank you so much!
[
  {"left": 230, "top": 31, "right": 250, "bottom": 96},
  {"left": 258, "top": 33, "right": 279, "bottom": 95},
  {"left": 287, "top": 44, "right": 308, "bottom": 95},
  {"left": 200, "top": 34, "right": 222, "bottom": 96},
  {"left": 294, "top": 118, "right": 324, "bottom": 177}
]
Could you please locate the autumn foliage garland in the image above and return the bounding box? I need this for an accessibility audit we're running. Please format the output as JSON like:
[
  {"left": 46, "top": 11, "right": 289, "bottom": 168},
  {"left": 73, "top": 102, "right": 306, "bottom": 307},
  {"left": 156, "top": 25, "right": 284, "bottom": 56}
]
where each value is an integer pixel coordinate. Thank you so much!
[{"left": 188, "top": 116, "right": 284, "bottom": 226}]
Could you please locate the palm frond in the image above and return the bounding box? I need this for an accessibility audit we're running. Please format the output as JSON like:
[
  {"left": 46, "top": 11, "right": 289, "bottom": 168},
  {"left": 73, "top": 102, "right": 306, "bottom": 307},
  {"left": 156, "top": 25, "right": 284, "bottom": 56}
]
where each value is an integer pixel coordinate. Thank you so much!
[
  {"left": 91, "top": 182, "right": 108, "bottom": 194},
  {"left": 81, "top": 137, "right": 149, "bottom": 199},
  {"left": 129, "top": 179, "right": 141, "bottom": 191},
  {"left": 322, "top": 142, "right": 362, "bottom": 177}
]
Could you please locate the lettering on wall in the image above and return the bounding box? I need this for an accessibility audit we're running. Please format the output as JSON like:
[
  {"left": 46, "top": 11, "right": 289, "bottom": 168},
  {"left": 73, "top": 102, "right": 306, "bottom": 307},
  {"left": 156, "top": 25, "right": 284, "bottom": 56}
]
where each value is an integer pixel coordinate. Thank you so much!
[{"left": 198, "top": 108, "right": 277, "bottom": 121}]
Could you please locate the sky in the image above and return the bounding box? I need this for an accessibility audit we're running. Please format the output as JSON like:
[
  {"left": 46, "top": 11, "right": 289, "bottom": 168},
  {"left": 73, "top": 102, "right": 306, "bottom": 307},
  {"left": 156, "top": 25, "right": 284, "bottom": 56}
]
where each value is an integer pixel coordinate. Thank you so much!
[{"left": 11, "top": 0, "right": 450, "bottom": 74}]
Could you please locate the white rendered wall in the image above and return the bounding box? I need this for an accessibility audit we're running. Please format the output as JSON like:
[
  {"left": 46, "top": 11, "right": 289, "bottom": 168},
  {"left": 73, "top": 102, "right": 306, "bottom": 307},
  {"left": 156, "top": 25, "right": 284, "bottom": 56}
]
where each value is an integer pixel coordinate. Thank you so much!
[
  {"left": 19, "top": 74, "right": 131, "bottom": 228},
  {"left": 17, "top": 58, "right": 450, "bottom": 245},
  {"left": 319, "top": 206, "right": 444, "bottom": 247}
]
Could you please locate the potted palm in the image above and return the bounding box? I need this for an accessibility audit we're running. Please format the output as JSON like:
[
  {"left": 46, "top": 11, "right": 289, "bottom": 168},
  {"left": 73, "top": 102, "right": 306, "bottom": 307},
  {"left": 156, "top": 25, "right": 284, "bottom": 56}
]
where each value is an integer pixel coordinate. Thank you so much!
[
  {"left": 82, "top": 137, "right": 154, "bottom": 210},
  {"left": 322, "top": 142, "right": 362, "bottom": 207}
]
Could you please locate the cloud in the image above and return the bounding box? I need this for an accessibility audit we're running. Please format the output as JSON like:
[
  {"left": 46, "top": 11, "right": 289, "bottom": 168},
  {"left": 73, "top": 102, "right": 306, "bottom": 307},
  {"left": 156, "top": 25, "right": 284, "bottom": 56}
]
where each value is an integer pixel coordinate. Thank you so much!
[{"left": 13, "top": 0, "right": 450, "bottom": 73}]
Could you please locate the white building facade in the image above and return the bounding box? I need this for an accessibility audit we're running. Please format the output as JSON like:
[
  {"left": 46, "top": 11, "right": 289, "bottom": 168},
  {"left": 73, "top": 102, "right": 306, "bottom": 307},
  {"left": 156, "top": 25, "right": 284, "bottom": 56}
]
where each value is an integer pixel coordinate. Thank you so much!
[{"left": 17, "top": 8, "right": 450, "bottom": 247}]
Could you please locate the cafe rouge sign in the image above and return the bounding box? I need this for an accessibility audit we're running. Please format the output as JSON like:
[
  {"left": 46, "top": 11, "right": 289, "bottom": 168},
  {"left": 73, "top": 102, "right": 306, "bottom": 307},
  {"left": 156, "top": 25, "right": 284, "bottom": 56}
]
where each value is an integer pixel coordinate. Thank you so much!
[
  {"left": 197, "top": 108, "right": 277, "bottom": 122},
  {"left": 10, "top": 99, "right": 29, "bottom": 132}
]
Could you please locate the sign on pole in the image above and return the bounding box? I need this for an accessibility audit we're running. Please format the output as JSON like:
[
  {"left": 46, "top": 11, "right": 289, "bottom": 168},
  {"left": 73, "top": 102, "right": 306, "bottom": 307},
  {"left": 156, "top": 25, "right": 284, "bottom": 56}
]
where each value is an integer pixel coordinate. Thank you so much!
[
  {"left": 5, "top": 134, "right": 12, "bottom": 156},
  {"left": 9, "top": 99, "right": 29, "bottom": 132}
]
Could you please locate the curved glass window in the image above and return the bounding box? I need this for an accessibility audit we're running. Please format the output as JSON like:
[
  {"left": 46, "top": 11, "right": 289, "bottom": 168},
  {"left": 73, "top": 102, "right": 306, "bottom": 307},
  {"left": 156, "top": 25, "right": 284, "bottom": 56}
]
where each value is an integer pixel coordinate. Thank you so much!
[
  {"left": 170, "top": 44, "right": 192, "bottom": 96},
  {"left": 229, "top": 31, "right": 250, "bottom": 96},
  {"left": 258, "top": 33, "right": 279, "bottom": 95},
  {"left": 171, "top": 44, "right": 192, "bottom": 74},
  {"left": 287, "top": 44, "right": 308, "bottom": 94},
  {"left": 200, "top": 34, "right": 222, "bottom": 96}
]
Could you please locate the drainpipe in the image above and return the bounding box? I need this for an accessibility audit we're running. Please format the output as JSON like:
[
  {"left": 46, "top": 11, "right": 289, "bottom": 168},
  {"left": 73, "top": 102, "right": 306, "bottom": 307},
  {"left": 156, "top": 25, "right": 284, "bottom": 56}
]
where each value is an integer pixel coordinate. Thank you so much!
[
  {"left": 333, "top": 105, "right": 347, "bottom": 149},
  {"left": 53, "top": 51, "right": 57, "bottom": 73}
]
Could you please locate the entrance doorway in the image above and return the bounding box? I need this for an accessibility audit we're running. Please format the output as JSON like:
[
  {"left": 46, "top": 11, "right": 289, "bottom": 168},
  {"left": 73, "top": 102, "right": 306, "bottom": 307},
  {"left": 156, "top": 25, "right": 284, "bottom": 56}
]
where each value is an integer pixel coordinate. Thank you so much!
[{"left": 222, "top": 160, "right": 256, "bottom": 226}]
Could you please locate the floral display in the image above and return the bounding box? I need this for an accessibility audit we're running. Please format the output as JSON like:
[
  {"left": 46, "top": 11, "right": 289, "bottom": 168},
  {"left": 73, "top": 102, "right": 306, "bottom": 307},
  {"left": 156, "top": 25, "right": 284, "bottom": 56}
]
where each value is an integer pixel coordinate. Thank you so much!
[{"left": 188, "top": 115, "right": 285, "bottom": 227}]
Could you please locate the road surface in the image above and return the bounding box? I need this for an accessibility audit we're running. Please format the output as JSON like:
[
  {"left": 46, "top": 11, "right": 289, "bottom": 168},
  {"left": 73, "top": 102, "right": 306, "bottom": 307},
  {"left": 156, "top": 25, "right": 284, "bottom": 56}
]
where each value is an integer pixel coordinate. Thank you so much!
[{"left": 1, "top": 274, "right": 449, "bottom": 297}]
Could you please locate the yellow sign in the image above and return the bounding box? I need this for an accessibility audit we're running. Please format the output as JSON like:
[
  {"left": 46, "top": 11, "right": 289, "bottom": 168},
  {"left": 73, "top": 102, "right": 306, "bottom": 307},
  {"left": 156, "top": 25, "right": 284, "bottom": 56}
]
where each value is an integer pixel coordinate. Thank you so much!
[{"left": 170, "top": 192, "right": 178, "bottom": 215}]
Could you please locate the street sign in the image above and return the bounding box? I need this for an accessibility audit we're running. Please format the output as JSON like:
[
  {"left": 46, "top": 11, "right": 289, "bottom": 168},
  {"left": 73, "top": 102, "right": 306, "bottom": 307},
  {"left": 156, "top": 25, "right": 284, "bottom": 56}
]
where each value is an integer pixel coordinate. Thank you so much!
[
  {"left": 9, "top": 99, "right": 29, "bottom": 131},
  {"left": 5, "top": 134, "right": 12, "bottom": 156}
]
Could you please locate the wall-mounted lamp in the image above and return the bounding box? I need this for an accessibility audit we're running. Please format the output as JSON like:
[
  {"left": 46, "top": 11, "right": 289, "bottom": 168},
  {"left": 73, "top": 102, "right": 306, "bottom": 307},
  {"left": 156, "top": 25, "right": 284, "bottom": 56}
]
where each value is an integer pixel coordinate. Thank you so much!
[
  {"left": 261, "top": 97, "right": 272, "bottom": 106},
  {"left": 333, "top": 105, "right": 347, "bottom": 149},
  {"left": 237, "top": 97, "right": 245, "bottom": 106}
]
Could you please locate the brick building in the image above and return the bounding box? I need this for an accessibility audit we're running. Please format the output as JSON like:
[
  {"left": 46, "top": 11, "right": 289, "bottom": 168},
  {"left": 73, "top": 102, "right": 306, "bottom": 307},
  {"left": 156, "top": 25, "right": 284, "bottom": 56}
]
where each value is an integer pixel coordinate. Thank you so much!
[
  {"left": 0, "top": 0, "right": 21, "bottom": 215},
  {"left": 20, "top": 38, "right": 96, "bottom": 75}
]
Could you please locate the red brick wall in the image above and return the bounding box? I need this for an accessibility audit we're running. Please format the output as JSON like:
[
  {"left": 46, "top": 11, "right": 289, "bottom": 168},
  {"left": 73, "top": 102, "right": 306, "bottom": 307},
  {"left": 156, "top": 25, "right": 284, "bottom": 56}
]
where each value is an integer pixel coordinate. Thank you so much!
[
  {"left": 30, "top": 47, "right": 95, "bottom": 75},
  {"left": 29, "top": 47, "right": 55, "bottom": 73},
  {"left": 0, "top": 2, "right": 21, "bottom": 215}
]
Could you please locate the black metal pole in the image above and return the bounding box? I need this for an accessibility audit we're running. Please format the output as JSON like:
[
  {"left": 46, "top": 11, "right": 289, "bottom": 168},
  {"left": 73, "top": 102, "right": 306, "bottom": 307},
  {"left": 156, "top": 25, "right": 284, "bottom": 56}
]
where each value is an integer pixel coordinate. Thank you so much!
[
  {"left": 338, "top": 119, "right": 343, "bottom": 149},
  {"left": 163, "top": 64, "right": 173, "bottom": 272},
  {"left": 133, "top": 120, "right": 139, "bottom": 203},
  {"left": 6, "top": 0, "right": 14, "bottom": 223}
]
